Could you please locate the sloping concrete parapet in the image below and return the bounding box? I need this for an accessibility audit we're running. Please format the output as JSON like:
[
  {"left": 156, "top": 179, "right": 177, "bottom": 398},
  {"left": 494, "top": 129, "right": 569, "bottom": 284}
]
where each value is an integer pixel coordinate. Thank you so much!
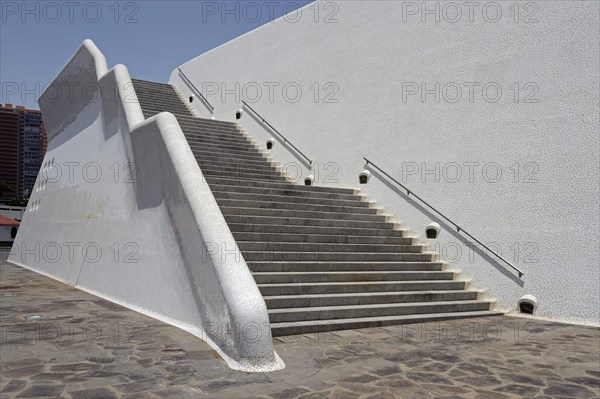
[{"left": 10, "top": 40, "right": 283, "bottom": 372}]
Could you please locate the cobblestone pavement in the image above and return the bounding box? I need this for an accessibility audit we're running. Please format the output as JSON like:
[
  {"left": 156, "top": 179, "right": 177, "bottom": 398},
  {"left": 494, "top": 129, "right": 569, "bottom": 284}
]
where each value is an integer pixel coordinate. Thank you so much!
[{"left": 1, "top": 260, "right": 598, "bottom": 398}]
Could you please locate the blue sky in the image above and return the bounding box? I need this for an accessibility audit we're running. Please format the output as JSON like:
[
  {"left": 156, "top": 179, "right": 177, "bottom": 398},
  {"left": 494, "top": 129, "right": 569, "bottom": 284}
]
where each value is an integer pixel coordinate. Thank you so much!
[{"left": 1, "top": 0, "right": 313, "bottom": 109}]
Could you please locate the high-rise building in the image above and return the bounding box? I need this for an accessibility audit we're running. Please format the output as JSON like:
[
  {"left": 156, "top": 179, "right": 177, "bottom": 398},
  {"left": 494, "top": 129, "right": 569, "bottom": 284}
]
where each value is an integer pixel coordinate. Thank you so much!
[{"left": 0, "top": 104, "right": 47, "bottom": 201}]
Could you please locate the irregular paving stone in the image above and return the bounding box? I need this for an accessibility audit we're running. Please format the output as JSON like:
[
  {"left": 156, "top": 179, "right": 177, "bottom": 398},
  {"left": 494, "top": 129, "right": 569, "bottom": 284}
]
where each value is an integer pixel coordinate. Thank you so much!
[
  {"left": 329, "top": 388, "right": 360, "bottom": 399},
  {"left": 85, "top": 357, "right": 115, "bottom": 364},
  {"left": 494, "top": 383, "right": 540, "bottom": 396},
  {"left": 430, "top": 353, "right": 462, "bottom": 364},
  {"left": 298, "top": 391, "right": 331, "bottom": 399},
  {"left": 376, "top": 378, "right": 416, "bottom": 388},
  {"left": 197, "top": 379, "right": 248, "bottom": 393},
  {"left": 565, "top": 376, "right": 600, "bottom": 387},
  {"left": 371, "top": 366, "right": 403, "bottom": 377},
  {"left": 74, "top": 370, "right": 121, "bottom": 379},
  {"left": 456, "top": 363, "right": 491, "bottom": 376},
  {"left": 499, "top": 373, "right": 546, "bottom": 386},
  {"left": 1, "top": 379, "right": 26, "bottom": 393},
  {"left": 15, "top": 384, "right": 64, "bottom": 398},
  {"left": 457, "top": 374, "right": 503, "bottom": 387},
  {"left": 1, "top": 359, "right": 42, "bottom": 370},
  {"left": 49, "top": 363, "right": 99, "bottom": 373},
  {"left": 544, "top": 383, "right": 597, "bottom": 397},
  {"left": 472, "top": 390, "right": 512, "bottom": 399},
  {"left": 339, "top": 373, "right": 379, "bottom": 383},
  {"left": 30, "top": 372, "right": 71, "bottom": 381},
  {"left": 415, "top": 361, "right": 453, "bottom": 372},
  {"left": 406, "top": 372, "right": 454, "bottom": 385},
  {"left": 268, "top": 387, "right": 310, "bottom": 399},
  {"left": 364, "top": 391, "right": 396, "bottom": 399},
  {"left": 70, "top": 387, "right": 119, "bottom": 399},
  {"left": 421, "top": 383, "right": 472, "bottom": 396},
  {"left": 2, "top": 365, "right": 45, "bottom": 378},
  {"left": 114, "top": 380, "right": 160, "bottom": 394}
]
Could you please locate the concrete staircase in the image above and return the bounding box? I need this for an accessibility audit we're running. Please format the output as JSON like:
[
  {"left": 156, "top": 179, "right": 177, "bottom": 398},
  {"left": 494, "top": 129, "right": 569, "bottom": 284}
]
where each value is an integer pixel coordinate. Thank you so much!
[{"left": 131, "top": 78, "right": 502, "bottom": 336}]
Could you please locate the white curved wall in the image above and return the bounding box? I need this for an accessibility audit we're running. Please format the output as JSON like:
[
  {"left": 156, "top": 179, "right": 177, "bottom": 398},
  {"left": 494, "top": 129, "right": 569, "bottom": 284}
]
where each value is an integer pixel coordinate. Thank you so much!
[
  {"left": 172, "top": 1, "right": 600, "bottom": 326},
  {"left": 10, "top": 40, "right": 283, "bottom": 372}
]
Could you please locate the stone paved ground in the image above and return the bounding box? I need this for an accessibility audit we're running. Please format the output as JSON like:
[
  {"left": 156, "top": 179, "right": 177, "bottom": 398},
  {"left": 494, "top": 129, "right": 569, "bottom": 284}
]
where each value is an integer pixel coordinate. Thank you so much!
[{"left": 0, "top": 259, "right": 598, "bottom": 398}]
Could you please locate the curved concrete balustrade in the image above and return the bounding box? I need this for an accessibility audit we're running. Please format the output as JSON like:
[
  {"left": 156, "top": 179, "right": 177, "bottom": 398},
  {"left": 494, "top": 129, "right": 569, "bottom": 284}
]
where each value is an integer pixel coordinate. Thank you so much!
[{"left": 9, "top": 40, "right": 283, "bottom": 372}]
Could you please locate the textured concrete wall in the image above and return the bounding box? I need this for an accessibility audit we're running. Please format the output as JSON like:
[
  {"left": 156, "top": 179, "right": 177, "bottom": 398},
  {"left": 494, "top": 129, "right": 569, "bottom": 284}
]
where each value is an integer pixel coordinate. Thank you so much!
[
  {"left": 172, "top": 1, "right": 600, "bottom": 326},
  {"left": 10, "top": 40, "right": 283, "bottom": 372}
]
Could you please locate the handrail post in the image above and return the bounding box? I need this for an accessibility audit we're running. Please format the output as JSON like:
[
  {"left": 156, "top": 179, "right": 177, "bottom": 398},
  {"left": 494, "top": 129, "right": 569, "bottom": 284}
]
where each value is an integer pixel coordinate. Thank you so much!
[{"left": 363, "top": 157, "right": 524, "bottom": 278}]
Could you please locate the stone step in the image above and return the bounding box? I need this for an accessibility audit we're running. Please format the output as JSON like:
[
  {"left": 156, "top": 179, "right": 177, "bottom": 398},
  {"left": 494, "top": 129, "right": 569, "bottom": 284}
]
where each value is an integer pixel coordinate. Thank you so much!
[
  {"left": 137, "top": 100, "right": 189, "bottom": 112},
  {"left": 236, "top": 232, "right": 413, "bottom": 245},
  {"left": 183, "top": 131, "right": 249, "bottom": 143},
  {"left": 134, "top": 93, "right": 188, "bottom": 103},
  {"left": 216, "top": 195, "right": 374, "bottom": 212},
  {"left": 258, "top": 280, "right": 466, "bottom": 295},
  {"left": 253, "top": 271, "right": 452, "bottom": 284},
  {"left": 202, "top": 174, "right": 291, "bottom": 185},
  {"left": 239, "top": 242, "right": 424, "bottom": 254},
  {"left": 199, "top": 163, "right": 279, "bottom": 177},
  {"left": 247, "top": 261, "right": 440, "bottom": 272},
  {"left": 188, "top": 142, "right": 264, "bottom": 156},
  {"left": 268, "top": 300, "right": 491, "bottom": 323},
  {"left": 183, "top": 127, "right": 250, "bottom": 139},
  {"left": 179, "top": 121, "right": 244, "bottom": 134},
  {"left": 138, "top": 101, "right": 192, "bottom": 115},
  {"left": 242, "top": 251, "right": 433, "bottom": 262},
  {"left": 204, "top": 176, "right": 357, "bottom": 195},
  {"left": 141, "top": 105, "right": 193, "bottom": 115},
  {"left": 132, "top": 87, "right": 181, "bottom": 97},
  {"left": 270, "top": 311, "right": 503, "bottom": 336},
  {"left": 131, "top": 79, "right": 173, "bottom": 88},
  {"left": 264, "top": 290, "right": 479, "bottom": 308},
  {"left": 131, "top": 83, "right": 175, "bottom": 92},
  {"left": 228, "top": 223, "right": 405, "bottom": 237},
  {"left": 194, "top": 149, "right": 270, "bottom": 163},
  {"left": 197, "top": 161, "right": 281, "bottom": 177},
  {"left": 143, "top": 108, "right": 206, "bottom": 120},
  {"left": 141, "top": 110, "right": 238, "bottom": 130},
  {"left": 132, "top": 86, "right": 179, "bottom": 94},
  {"left": 223, "top": 214, "right": 397, "bottom": 229},
  {"left": 222, "top": 207, "right": 385, "bottom": 222},
  {"left": 202, "top": 169, "right": 287, "bottom": 182},
  {"left": 193, "top": 156, "right": 278, "bottom": 169},
  {"left": 132, "top": 86, "right": 185, "bottom": 98},
  {"left": 185, "top": 134, "right": 254, "bottom": 147},
  {"left": 212, "top": 191, "right": 369, "bottom": 208},
  {"left": 164, "top": 112, "right": 238, "bottom": 128},
  {"left": 208, "top": 183, "right": 362, "bottom": 201}
]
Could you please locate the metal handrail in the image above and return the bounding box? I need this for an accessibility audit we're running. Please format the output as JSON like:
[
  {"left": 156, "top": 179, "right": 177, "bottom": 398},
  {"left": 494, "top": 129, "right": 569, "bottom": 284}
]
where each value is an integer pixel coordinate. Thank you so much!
[
  {"left": 363, "top": 157, "right": 524, "bottom": 278},
  {"left": 177, "top": 68, "right": 214, "bottom": 112},
  {"left": 242, "top": 100, "right": 313, "bottom": 166}
]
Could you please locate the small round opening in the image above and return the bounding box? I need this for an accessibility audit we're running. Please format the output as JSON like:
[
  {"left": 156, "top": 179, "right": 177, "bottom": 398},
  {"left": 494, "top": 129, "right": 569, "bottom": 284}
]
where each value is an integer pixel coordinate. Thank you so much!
[
  {"left": 189, "top": 96, "right": 193, "bottom": 103},
  {"left": 266, "top": 141, "right": 273, "bottom": 150},
  {"left": 426, "top": 229, "right": 437, "bottom": 239},
  {"left": 359, "top": 175, "right": 368, "bottom": 184},
  {"left": 236, "top": 111, "right": 242, "bottom": 120},
  {"left": 304, "top": 178, "right": 312, "bottom": 186},
  {"left": 519, "top": 302, "right": 535, "bottom": 314}
]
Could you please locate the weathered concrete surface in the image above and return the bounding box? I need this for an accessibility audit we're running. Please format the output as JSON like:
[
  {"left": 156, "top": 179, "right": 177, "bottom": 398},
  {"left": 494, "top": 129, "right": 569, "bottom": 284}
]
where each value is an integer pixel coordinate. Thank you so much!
[{"left": 1, "top": 259, "right": 599, "bottom": 398}]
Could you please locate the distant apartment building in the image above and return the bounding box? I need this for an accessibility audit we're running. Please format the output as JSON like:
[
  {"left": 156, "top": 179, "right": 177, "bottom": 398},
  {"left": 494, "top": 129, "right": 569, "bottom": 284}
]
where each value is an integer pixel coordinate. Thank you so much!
[{"left": 0, "top": 104, "right": 47, "bottom": 201}]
